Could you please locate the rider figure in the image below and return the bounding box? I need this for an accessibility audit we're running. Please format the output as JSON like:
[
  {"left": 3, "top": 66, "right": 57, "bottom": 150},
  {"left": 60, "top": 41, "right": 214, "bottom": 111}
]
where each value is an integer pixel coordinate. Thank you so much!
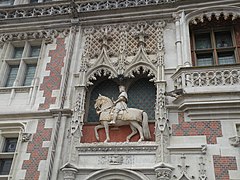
[{"left": 110, "top": 85, "right": 128, "bottom": 124}]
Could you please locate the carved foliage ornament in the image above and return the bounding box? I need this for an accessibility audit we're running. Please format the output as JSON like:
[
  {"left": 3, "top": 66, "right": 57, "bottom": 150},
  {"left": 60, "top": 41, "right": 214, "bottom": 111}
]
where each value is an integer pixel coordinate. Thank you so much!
[
  {"left": 190, "top": 11, "right": 240, "bottom": 25},
  {"left": 0, "top": 29, "right": 70, "bottom": 44}
]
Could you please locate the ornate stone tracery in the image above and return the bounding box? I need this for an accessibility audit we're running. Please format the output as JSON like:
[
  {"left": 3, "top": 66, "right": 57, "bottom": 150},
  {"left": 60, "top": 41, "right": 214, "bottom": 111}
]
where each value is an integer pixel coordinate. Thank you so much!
[{"left": 82, "top": 20, "right": 165, "bottom": 85}]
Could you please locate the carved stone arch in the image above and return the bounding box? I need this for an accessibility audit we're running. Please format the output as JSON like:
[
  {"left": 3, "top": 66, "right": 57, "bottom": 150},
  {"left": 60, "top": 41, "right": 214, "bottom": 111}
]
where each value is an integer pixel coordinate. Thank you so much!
[
  {"left": 186, "top": 6, "right": 240, "bottom": 25},
  {"left": 85, "top": 169, "right": 149, "bottom": 180},
  {"left": 125, "top": 62, "right": 156, "bottom": 79},
  {"left": 86, "top": 65, "right": 117, "bottom": 85}
]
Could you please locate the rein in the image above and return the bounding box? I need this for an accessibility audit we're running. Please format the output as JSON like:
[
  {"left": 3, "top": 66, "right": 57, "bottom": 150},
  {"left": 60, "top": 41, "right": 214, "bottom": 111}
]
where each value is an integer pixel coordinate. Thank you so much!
[{"left": 98, "top": 105, "right": 113, "bottom": 114}]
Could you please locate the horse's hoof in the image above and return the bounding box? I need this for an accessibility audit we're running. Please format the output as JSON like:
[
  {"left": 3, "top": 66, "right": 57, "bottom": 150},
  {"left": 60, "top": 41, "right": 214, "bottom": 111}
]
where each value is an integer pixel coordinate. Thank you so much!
[{"left": 104, "top": 139, "right": 109, "bottom": 143}]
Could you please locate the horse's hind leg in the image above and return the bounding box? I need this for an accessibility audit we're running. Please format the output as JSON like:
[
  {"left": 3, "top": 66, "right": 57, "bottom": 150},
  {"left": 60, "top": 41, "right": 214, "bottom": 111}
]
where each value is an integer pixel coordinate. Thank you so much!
[
  {"left": 131, "top": 121, "right": 144, "bottom": 142},
  {"left": 103, "top": 121, "right": 110, "bottom": 143},
  {"left": 126, "top": 124, "right": 137, "bottom": 142},
  {"left": 94, "top": 124, "right": 104, "bottom": 141}
]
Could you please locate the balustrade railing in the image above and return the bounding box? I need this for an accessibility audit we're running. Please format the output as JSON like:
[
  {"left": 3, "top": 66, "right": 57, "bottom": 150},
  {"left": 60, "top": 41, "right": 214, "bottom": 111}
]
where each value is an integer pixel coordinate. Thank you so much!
[{"left": 172, "top": 64, "right": 240, "bottom": 89}]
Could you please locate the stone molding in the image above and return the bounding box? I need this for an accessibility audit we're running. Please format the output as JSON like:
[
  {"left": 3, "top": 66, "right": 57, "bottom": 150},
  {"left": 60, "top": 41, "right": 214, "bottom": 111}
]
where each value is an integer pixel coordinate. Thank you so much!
[
  {"left": 77, "top": 142, "right": 158, "bottom": 154},
  {"left": 0, "top": 0, "right": 177, "bottom": 20}
]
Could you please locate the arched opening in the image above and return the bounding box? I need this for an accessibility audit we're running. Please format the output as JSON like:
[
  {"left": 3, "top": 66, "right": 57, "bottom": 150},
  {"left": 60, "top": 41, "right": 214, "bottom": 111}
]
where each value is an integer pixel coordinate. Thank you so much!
[
  {"left": 188, "top": 10, "right": 240, "bottom": 66},
  {"left": 85, "top": 169, "right": 149, "bottom": 180}
]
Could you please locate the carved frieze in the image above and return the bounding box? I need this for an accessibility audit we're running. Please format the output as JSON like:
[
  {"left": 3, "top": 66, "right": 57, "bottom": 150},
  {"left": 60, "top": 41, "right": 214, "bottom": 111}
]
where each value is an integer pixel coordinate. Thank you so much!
[
  {"left": 0, "top": 0, "right": 177, "bottom": 20},
  {"left": 0, "top": 29, "right": 70, "bottom": 44},
  {"left": 76, "top": 142, "right": 158, "bottom": 153},
  {"left": 98, "top": 155, "right": 134, "bottom": 165},
  {"left": 190, "top": 10, "right": 240, "bottom": 25}
]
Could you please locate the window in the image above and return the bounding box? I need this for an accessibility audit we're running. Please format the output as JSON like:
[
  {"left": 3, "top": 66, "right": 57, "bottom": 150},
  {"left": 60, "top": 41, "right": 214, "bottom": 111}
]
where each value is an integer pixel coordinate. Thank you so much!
[
  {"left": 190, "top": 16, "right": 240, "bottom": 66},
  {"left": 30, "top": 0, "right": 52, "bottom": 3},
  {"left": 0, "top": 41, "right": 42, "bottom": 88},
  {"left": 0, "top": 123, "right": 24, "bottom": 179},
  {"left": 0, "top": 0, "right": 14, "bottom": 6},
  {"left": 191, "top": 30, "right": 237, "bottom": 66},
  {"left": 237, "top": 124, "right": 240, "bottom": 136}
]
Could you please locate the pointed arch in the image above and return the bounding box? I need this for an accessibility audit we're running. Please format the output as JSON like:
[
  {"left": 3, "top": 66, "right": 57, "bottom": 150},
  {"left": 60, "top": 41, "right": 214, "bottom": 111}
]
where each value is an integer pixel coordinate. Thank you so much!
[
  {"left": 125, "top": 46, "right": 157, "bottom": 78},
  {"left": 85, "top": 169, "right": 149, "bottom": 180},
  {"left": 86, "top": 65, "right": 117, "bottom": 85}
]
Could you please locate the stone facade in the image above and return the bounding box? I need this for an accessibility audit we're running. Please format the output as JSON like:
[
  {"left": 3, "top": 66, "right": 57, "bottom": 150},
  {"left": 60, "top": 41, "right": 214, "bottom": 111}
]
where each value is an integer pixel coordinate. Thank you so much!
[{"left": 0, "top": 0, "right": 239, "bottom": 180}]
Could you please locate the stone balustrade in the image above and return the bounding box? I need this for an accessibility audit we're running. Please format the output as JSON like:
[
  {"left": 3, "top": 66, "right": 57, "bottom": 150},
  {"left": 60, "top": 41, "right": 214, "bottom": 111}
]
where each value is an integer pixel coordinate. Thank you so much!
[{"left": 172, "top": 64, "right": 240, "bottom": 92}]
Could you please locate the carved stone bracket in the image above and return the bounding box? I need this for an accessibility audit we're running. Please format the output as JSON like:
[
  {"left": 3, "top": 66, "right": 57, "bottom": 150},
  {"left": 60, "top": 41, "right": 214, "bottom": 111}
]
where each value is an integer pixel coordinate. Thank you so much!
[
  {"left": 229, "top": 136, "right": 240, "bottom": 147},
  {"left": 22, "top": 133, "right": 32, "bottom": 142}
]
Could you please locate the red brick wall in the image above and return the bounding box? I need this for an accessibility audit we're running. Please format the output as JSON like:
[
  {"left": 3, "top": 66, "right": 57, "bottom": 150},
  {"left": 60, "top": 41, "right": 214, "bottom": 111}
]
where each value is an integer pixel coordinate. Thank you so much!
[
  {"left": 172, "top": 112, "right": 222, "bottom": 144},
  {"left": 81, "top": 123, "right": 155, "bottom": 143},
  {"left": 213, "top": 155, "right": 238, "bottom": 180},
  {"left": 39, "top": 38, "right": 66, "bottom": 110},
  {"left": 22, "top": 119, "right": 52, "bottom": 180}
]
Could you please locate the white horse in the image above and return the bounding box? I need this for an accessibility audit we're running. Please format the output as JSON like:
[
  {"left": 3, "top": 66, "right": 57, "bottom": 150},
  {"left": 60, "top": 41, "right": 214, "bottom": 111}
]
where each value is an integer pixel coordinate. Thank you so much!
[{"left": 94, "top": 95, "right": 151, "bottom": 143}]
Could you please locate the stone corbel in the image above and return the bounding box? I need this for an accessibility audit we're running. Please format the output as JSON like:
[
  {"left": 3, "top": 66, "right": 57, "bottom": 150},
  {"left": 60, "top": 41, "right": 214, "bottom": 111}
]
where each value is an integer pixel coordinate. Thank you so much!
[
  {"left": 229, "top": 136, "right": 240, "bottom": 147},
  {"left": 22, "top": 133, "right": 32, "bottom": 142},
  {"left": 154, "top": 162, "right": 174, "bottom": 180}
]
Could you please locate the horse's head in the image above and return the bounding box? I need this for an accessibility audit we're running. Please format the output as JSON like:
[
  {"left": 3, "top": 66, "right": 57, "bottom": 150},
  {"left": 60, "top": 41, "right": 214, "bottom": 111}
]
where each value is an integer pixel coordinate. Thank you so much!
[{"left": 94, "top": 94, "right": 113, "bottom": 112}]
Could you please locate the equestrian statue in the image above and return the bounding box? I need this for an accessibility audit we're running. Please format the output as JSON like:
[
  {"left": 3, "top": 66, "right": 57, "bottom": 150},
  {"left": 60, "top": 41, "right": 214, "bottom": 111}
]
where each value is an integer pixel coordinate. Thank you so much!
[{"left": 94, "top": 85, "right": 151, "bottom": 143}]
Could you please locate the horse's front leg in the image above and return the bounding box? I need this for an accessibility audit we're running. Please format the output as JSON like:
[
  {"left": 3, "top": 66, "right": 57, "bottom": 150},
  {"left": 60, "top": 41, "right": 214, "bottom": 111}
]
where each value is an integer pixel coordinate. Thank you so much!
[
  {"left": 94, "top": 124, "right": 104, "bottom": 141},
  {"left": 103, "top": 121, "right": 110, "bottom": 143}
]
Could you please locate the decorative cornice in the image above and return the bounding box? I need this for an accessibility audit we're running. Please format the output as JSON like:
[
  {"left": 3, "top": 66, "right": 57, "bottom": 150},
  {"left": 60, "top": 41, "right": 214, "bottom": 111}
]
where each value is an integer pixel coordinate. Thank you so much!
[
  {"left": 0, "top": 28, "right": 70, "bottom": 44},
  {"left": 0, "top": 0, "right": 178, "bottom": 20}
]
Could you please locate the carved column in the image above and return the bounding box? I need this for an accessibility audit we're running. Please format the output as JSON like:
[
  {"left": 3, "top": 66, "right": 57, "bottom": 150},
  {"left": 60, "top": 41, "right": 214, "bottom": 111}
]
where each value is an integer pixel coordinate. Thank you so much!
[
  {"left": 68, "top": 27, "right": 89, "bottom": 164},
  {"left": 173, "top": 12, "right": 183, "bottom": 68},
  {"left": 154, "top": 21, "right": 174, "bottom": 180}
]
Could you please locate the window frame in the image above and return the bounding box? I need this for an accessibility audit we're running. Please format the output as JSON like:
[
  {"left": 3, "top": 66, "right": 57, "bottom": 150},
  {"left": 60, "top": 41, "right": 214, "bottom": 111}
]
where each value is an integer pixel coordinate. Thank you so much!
[
  {"left": 0, "top": 123, "right": 25, "bottom": 179},
  {"left": 0, "top": 40, "right": 43, "bottom": 89},
  {"left": 191, "top": 27, "right": 239, "bottom": 66}
]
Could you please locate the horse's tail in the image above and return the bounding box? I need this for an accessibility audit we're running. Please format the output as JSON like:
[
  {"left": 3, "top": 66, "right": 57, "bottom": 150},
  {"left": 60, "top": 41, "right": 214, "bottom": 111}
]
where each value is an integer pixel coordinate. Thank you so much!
[{"left": 142, "top": 111, "right": 151, "bottom": 140}]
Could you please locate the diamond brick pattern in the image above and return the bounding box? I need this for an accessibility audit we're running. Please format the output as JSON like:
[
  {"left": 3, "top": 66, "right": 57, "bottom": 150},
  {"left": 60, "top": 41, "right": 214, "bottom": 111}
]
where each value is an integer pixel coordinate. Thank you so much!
[
  {"left": 172, "top": 112, "right": 222, "bottom": 144},
  {"left": 213, "top": 155, "right": 238, "bottom": 180},
  {"left": 22, "top": 119, "right": 52, "bottom": 180},
  {"left": 39, "top": 38, "right": 66, "bottom": 110}
]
